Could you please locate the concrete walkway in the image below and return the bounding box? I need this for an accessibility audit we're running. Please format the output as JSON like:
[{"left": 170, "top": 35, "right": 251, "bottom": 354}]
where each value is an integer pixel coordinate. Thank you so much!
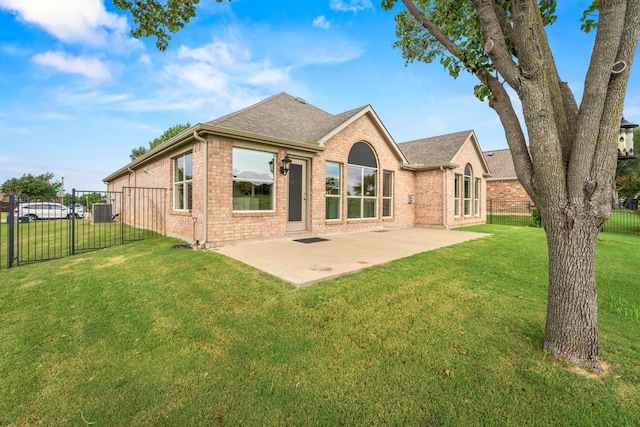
[{"left": 214, "top": 227, "right": 488, "bottom": 287}]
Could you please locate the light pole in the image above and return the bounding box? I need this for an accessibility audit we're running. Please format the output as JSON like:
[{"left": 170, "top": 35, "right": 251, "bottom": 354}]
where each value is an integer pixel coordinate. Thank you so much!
[{"left": 58, "top": 173, "right": 65, "bottom": 198}]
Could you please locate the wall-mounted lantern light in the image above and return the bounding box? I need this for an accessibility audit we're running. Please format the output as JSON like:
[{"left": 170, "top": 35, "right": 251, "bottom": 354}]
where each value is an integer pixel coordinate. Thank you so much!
[
  {"left": 618, "top": 117, "right": 638, "bottom": 160},
  {"left": 280, "top": 154, "right": 292, "bottom": 176}
]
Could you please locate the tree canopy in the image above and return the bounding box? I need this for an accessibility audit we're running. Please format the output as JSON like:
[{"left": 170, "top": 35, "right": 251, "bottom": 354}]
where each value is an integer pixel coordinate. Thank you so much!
[
  {"left": 130, "top": 122, "right": 191, "bottom": 161},
  {"left": 0, "top": 172, "right": 61, "bottom": 197}
]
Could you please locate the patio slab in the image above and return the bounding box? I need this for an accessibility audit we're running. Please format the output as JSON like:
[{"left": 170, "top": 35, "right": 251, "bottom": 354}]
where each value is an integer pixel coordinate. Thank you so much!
[{"left": 213, "top": 227, "right": 488, "bottom": 287}]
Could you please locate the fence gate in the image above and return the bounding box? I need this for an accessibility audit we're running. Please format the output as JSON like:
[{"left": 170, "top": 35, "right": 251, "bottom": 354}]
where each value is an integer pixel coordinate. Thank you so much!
[{"left": 1, "top": 187, "right": 166, "bottom": 269}]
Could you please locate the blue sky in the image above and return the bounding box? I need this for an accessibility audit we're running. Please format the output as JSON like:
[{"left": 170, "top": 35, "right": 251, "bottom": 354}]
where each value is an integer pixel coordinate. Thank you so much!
[{"left": 1, "top": 0, "right": 638, "bottom": 192}]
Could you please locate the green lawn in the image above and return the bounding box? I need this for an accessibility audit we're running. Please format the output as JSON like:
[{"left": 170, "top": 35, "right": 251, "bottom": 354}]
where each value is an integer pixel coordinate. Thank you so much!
[{"left": 1, "top": 225, "right": 638, "bottom": 425}]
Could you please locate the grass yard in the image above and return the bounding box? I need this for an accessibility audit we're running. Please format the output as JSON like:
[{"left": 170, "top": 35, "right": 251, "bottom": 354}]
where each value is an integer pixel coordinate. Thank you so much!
[{"left": 1, "top": 225, "right": 638, "bottom": 425}]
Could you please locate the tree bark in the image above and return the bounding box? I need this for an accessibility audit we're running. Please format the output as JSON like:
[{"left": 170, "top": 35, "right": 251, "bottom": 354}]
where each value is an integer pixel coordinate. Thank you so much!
[{"left": 543, "top": 215, "right": 601, "bottom": 371}]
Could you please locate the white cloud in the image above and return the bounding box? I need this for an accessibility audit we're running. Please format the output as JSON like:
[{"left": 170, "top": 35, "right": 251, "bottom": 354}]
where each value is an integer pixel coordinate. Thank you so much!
[
  {"left": 172, "top": 39, "right": 291, "bottom": 93},
  {"left": 313, "top": 15, "right": 331, "bottom": 29},
  {"left": 139, "top": 54, "right": 152, "bottom": 65},
  {"left": 0, "top": 0, "right": 139, "bottom": 50},
  {"left": 329, "top": 0, "right": 373, "bottom": 12},
  {"left": 32, "top": 51, "right": 112, "bottom": 80}
]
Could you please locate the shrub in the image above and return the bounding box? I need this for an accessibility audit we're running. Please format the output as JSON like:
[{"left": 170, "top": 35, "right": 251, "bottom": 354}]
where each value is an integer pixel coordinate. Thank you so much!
[{"left": 531, "top": 208, "right": 542, "bottom": 227}]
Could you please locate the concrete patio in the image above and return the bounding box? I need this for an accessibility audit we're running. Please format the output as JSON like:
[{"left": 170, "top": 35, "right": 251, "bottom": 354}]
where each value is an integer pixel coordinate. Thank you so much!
[{"left": 213, "top": 227, "right": 488, "bottom": 287}]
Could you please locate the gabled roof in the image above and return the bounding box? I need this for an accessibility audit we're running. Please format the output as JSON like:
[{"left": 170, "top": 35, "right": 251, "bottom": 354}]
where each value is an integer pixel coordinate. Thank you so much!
[
  {"left": 398, "top": 130, "right": 490, "bottom": 173},
  {"left": 482, "top": 148, "right": 518, "bottom": 180},
  {"left": 207, "top": 92, "right": 333, "bottom": 144}
]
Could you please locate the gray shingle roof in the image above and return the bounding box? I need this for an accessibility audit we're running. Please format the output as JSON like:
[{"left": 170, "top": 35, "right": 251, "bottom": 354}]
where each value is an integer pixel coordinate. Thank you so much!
[
  {"left": 398, "top": 130, "right": 473, "bottom": 165},
  {"left": 482, "top": 148, "right": 517, "bottom": 179},
  {"left": 206, "top": 92, "right": 367, "bottom": 144}
]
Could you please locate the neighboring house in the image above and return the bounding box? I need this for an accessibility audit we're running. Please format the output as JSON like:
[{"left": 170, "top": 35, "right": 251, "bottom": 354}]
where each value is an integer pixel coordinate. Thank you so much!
[
  {"left": 483, "top": 148, "right": 531, "bottom": 203},
  {"left": 104, "top": 93, "right": 490, "bottom": 246}
]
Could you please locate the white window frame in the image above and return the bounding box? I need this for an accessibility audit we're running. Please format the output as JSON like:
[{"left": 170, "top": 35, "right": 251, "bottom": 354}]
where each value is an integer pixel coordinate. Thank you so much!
[
  {"left": 347, "top": 165, "right": 378, "bottom": 219},
  {"left": 454, "top": 173, "right": 461, "bottom": 217},
  {"left": 464, "top": 165, "right": 472, "bottom": 216},
  {"left": 474, "top": 177, "right": 481, "bottom": 216},
  {"left": 325, "top": 161, "right": 342, "bottom": 221},
  {"left": 383, "top": 170, "right": 393, "bottom": 218},
  {"left": 173, "top": 152, "right": 192, "bottom": 211}
]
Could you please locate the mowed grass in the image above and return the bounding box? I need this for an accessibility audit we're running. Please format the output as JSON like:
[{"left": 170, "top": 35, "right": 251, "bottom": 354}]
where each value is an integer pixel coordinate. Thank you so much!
[{"left": 0, "top": 225, "right": 638, "bottom": 425}]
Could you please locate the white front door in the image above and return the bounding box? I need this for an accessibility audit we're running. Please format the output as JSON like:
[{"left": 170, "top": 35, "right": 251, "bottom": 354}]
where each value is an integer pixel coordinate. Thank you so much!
[{"left": 286, "top": 159, "right": 307, "bottom": 232}]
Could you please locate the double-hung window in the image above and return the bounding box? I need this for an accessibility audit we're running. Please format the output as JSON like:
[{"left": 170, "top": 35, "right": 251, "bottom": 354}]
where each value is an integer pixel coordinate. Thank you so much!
[
  {"left": 174, "top": 152, "right": 192, "bottom": 210},
  {"left": 454, "top": 174, "right": 461, "bottom": 217},
  {"left": 383, "top": 170, "right": 393, "bottom": 218},
  {"left": 325, "top": 162, "right": 342, "bottom": 220},
  {"left": 347, "top": 142, "right": 378, "bottom": 219},
  {"left": 464, "top": 164, "right": 472, "bottom": 216},
  {"left": 474, "top": 177, "right": 481, "bottom": 215},
  {"left": 232, "top": 148, "right": 275, "bottom": 211}
]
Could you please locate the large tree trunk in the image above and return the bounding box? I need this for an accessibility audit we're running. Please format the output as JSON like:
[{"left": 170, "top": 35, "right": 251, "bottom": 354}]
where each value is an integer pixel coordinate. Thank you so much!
[{"left": 542, "top": 214, "right": 602, "bottom": 371}]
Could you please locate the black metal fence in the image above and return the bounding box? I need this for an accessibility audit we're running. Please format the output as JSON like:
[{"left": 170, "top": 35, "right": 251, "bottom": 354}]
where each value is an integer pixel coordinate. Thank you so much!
[
  {"left": 488, "top": 199, "right": 640, "bottom": 235},
  {"left": 1, "top": 187, "right": 166, "bottom": 270}
]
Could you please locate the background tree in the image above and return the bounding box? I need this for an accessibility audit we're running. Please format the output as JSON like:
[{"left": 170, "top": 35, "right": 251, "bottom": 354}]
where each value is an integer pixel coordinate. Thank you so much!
[
  {"left": 615, "top": 127, "right": 640, "bottom": 200},
  {"left": 380, "top": 0, "right": 640, "bottom": 371},
  {"left": 1, "top": 172, "right": 61, "bottom": 197},
  {"left": 130, "top": 122, "right": 191, "bottom": 161},
  {"left": 113, "top": 0, "right": 640, "bottom": 371}
]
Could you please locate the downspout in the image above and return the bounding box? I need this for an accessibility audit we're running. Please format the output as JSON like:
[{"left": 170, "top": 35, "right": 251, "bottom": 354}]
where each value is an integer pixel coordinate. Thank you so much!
[
  {"left": 441, "top": 166, "right": 447, "bottom": 229},
  {"left": 193, "top": 130, "right": 208, "bottom": 246},
  {"left": 127, "top": 167, "right": 136, "bottom": 187},
  {"left": 127, "top": 167, "right": 135, "bottom": 224}
]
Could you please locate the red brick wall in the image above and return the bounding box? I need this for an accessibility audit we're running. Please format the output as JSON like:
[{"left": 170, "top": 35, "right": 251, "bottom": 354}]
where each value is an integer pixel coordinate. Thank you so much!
[
  {"left": 106, "top": 117, "right": 489, "bottom": 244},
  {"left": 310, "top": 113, "right": 415, "bottom": 236},
  {"left": 486, "top": 179, "right": 531, "bottom": 202}
]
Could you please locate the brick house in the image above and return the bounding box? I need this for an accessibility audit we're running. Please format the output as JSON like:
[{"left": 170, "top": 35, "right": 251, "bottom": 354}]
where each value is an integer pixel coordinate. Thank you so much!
[
  {"left": 103, "top": 93, "right": 490, "bottom": 246},
  {"left": 483, "top": 148, "right": 531, "bottom": 202}
]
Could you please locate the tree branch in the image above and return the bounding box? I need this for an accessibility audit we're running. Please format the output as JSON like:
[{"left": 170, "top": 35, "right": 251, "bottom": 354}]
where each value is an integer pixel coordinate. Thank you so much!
[
  {"left": 589, "top": 0, "right": 640, "bottom": 213},
  {"left": 471, "top": 0, "right": 522, "bottom": 91},
  {"left": 568, "top": 0, "right": 628, "bottom": 201}
]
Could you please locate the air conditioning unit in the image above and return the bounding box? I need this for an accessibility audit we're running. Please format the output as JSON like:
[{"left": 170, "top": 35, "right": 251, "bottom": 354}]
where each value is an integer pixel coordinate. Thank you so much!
[{"left": 92, "top": 203, "right": 113, "bottom": 224}]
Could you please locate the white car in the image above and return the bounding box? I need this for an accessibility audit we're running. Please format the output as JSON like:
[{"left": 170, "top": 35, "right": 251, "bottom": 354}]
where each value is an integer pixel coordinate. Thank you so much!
[
  {"left": 15, "top": 202, "right": 72, "bottom": 220},
  {"left": 67, "top": 203, "right": 86, "bottom": 218}
]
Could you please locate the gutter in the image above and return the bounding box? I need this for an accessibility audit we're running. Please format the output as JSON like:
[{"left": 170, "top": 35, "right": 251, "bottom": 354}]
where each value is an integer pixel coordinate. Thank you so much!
[
  {"left": 402, "top": 163, "right": 459, "bottom": 172},
  {"left": 193, "top": 130, "right": 208, "bottom": 246},
  {"left": 103, "top": 123, "right": 325, "bottom": 183}
]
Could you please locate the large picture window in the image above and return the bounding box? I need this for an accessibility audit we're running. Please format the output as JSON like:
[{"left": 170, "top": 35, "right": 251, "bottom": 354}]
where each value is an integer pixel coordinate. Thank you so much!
[
  {"left": 347, "top": 142, "right": 378, "bottom": 219},
  {"left": 383, "top": 170, "right": 393, "bottom": 218},
  {"left": 174, "top": 152, "right": 192, "bottom": 210},
  {"left": 325, "top": 162, "right": 341, "bottom": 220},
  {"left": 232, "top": 148, "right": 275, "bottom": 211},
  {"left": 464, "top": 164, "right": 472, "bottom": 216}
]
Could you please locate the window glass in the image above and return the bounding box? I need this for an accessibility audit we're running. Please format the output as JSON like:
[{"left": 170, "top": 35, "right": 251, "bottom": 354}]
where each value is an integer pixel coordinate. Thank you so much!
[
  {"left": 454, "top": 174, "right": 461, "bottom": 217},
  {"left": 464, "top": 164, "right": 472, "bottom": 216},
  {"left": 346, "top": 142, "right": 378, "bottom": 219},
  {"left": 232, "top": 148, "right": 275, "bottom": 211},
  {"left": 348, "top": 142, "right": 378, "bottom": 168},
  {"left": 325, "top": 162, "right": 341, "bottom": 220},
  {"left": 383, "top": 170, "right": 393, "bottom": 218},
  {"left": 474, "top": 177, "right": 481, "bottom": 215},
  {"left": 174, "top": 152, "right": 193, "bottom": 210}
]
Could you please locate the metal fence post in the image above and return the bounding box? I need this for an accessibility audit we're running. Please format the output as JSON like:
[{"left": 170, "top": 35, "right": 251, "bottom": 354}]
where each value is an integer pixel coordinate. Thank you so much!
[
  {"left": 71, "top": 189, "right": 76, "bottom": 256},
  {"left": 7, "top": 195, "right": 15, "bottom": 268}
]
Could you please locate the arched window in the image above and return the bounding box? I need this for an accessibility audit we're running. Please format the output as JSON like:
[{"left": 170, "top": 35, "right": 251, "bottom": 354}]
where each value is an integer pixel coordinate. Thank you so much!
[
  {"left": 464, "top": 164, "right": 472, "bottom": 216},
  {"left": 347, "top": 142, "right": 378, "bottom": 219}
]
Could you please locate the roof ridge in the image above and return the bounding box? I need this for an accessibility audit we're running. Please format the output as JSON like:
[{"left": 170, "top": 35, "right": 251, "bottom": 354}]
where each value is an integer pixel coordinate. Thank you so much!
[
  {"left": 208, "top": 92, "right": 305, "bottom": 125},
  {"left": 399, "top": 129, "right": 473, "bottom": 145}
]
